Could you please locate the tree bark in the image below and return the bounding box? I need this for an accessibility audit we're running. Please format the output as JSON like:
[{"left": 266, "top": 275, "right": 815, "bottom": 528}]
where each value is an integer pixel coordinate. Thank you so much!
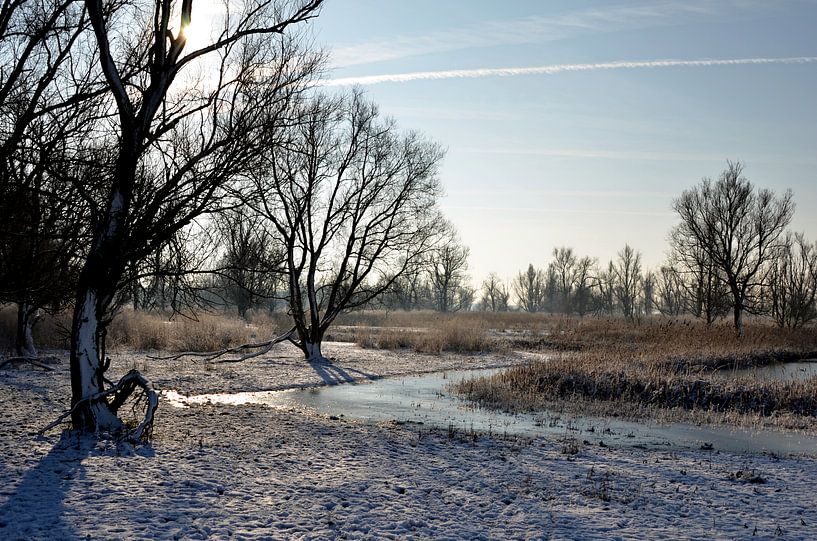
[
  {"left": 733, "top": 301, "right": 744, "bottom": 338},
  {"left": 303, "top": 340, "right": 324, "bottom": 362},
  {"left": 15, "top": 303, "right": 39, "bottom": 357},
  {"left": 69, "top": 286, "right": 122, "bottom": 431},
  {"left": 69, "top": 162, "right": 133, "bottom": 431}
]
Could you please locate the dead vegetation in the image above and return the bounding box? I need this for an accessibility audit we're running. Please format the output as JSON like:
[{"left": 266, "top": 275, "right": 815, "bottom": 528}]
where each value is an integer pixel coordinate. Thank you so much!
[
  {"left": 450, "top": 315, "right": 817, "bottom": 423},
  {"left": 0, "top": 305, "right": 292, "bottom": 354}
]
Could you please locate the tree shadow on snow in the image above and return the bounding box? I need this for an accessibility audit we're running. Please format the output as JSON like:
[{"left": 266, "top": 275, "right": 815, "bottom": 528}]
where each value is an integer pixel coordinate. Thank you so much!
[
  {"left": 307, "top": 357, "right": 377, "bottom": 386},
  {"left": 0, "top": 431, "right": 147, "bottom": 539}
]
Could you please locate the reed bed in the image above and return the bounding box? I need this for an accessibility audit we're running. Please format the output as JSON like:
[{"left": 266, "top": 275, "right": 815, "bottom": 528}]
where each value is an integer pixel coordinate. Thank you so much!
[
  {"left": 452, "top": 317, "right": 817, "bottom": 424},
  {"left": 0, "top": 305, "right": 284, "bottom": 353},
  {"left": 354, "top": 317, "right": 499, "bottom": 353}
]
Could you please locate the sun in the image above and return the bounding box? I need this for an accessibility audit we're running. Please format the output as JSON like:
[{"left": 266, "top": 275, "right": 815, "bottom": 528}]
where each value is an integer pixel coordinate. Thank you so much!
[
  {"left": 180, "top": 17, "right": 210, "bottom": 51},
  {"left": 178, "top": 0, "right": 224, "bottom": 51}
]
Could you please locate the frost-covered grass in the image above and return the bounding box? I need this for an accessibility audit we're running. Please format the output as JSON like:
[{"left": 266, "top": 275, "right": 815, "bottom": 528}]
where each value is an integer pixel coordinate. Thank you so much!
[{"left": 2, "top": 346, "right": 817, "bottom": 539}]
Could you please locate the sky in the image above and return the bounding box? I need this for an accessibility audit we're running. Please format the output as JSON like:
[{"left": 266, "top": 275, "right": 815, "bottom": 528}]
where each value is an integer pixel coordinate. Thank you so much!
[{"left": 309, "top": 0, "right": 817, "bottom": 285}]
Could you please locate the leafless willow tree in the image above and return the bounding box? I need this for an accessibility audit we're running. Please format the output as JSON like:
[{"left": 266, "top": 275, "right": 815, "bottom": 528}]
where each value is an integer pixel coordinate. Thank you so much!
[
  {"left": 594, "top": 262, "right": 616, "bottom": 316},
  {"left": 68, "top": 0, "right": 323, "bottom": 433},
  {"left": 251, "top": 91, "right": 445, "bottom": 361},
  {"left": 549, "top": 246, "right": 577, "bottom": 313},
  {"left": 513, "top": 264, "right": 546, "bottom": 313},
  {"left": 655, "top": 266, "right": 687, "bottom": 316},
  {"left": 642, "top": 271, "right": 655, "bottom": 316},
  {"left": 765, "top": 232, "right": 817, "bottom": 328},
  {"left": 572, "top": 255, "right": 596, "bottom": 317},
  {"left": 673, "top": 161, "right": 794, "bottom": 336},
  {"left": 123, "top": 224, "right": 217, "bottom": 314},
  {"left": 429, "top": 225, "right": 472, "bottom": 313},
  {"left": 375, "top": 264, "right": 431, "bottom": 310},
  {"left": 667, "top": 224, "right": 730, "bottom": 325},
  {"left": 215, "top": 208, "right": 284, "bottom": 318},
  {"left": 611, "top": 244, "right": 642, "bottom": 319},
  {"left": 479, "top": 273, "right": 510, "bottom": 312}
]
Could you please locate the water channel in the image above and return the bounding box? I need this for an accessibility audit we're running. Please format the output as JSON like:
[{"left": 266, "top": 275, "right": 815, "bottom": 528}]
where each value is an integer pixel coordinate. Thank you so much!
[{"left": 165, "top": 365, "right": 817, "bottom": 456}]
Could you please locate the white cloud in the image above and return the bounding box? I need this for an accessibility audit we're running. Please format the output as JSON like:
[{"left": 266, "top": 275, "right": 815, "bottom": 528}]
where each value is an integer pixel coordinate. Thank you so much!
[
  {"left": 329, "top": 1, "right": 757, "bottom": 67},
  {"left": 321, "top": 56, "right": 817, "bottom": 87}
]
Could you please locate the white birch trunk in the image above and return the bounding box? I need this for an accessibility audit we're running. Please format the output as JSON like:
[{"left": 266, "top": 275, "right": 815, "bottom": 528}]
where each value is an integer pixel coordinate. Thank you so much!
[{"left": 71, "top": 290, "right": 122, "bottom": 430}]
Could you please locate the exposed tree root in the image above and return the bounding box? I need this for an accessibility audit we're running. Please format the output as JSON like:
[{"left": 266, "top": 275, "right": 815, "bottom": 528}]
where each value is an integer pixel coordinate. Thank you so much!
[
  {"left": 148, "top": 326, "right": 297, "bottom": 363},
  {"left": 40, "top": 369, "right": 158, "bottom": 443},
  {"left": 0, "top": 356, "right": 57, "bottom": 371}
]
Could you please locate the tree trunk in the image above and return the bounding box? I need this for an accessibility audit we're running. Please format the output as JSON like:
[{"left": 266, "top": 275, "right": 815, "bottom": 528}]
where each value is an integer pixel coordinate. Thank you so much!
[
  {"left": 303, "top": 340, "right": 324, "bottom": 362},
  {"left": 297, "top": 323, "right": 328, "bottom": 363},
  {"left": 69, "top": 285, "right": 122, "bottom": 431},
  {"left": 69, "top": 170, "right": 134, "bottom": 431},
  {"left": 15, "top": 302, "right": 39, "bottom": 357},
  {"left": 733, "top": 302, "right": 744, "bottom": 338}
]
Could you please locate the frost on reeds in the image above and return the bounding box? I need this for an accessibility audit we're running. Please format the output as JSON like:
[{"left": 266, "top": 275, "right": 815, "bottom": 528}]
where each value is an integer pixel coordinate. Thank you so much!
[{"left": 453, "top": 317, "right": 817, "bottom": 422}]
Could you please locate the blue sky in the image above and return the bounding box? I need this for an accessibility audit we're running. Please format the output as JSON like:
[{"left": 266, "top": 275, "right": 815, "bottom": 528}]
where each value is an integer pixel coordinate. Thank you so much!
[{"left": 310, "top": 0, "right": 817, "bottom": 284}]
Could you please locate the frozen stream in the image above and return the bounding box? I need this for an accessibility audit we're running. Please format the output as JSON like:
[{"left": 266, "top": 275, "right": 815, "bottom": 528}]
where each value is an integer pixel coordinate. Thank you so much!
[{"left": 165, "top": 367, "right": 817, "bottom": 456}]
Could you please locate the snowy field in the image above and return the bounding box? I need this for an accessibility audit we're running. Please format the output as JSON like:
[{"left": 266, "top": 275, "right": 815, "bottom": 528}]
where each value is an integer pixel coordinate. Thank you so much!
[{"left": 2, "top": 343, "right": 817, "bottom": 540}]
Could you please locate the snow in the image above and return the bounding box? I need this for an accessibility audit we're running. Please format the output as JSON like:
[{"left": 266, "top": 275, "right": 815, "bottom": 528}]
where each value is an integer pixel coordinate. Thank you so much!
[{"left": 2, "top": 342, "right": 817, "bottom": 539}]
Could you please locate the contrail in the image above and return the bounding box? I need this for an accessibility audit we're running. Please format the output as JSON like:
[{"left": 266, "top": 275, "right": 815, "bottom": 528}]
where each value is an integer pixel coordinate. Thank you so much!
[{"left": 322, "top": 56, "right": 817, "bottom": 87}]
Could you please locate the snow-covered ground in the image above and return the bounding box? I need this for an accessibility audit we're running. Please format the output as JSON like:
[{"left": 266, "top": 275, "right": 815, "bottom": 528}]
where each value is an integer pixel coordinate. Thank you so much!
[{"left": 2, "top": 342, "right": 817, "bottom": 540}]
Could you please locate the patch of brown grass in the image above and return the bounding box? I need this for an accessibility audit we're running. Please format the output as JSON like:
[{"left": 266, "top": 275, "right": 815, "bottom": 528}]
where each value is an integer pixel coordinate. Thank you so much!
[
  {"left": 353, "top": 314, "right": 500, "bottom": 354},
  {"left": 452, "top": 315, "right": 817, "bottom": 423},
  {"left": 107, "top": 310, "right": 279, "bottom": 352}
]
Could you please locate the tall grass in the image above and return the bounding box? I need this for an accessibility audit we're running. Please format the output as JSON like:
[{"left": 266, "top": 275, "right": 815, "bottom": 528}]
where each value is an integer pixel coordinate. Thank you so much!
[
  {"left": 452, "top": 316, "right": 817, "bottom": 421},
  {"left": 0, "top": 305, "right": 285, "bottom": 353},
  {"left": 354, "top": 314, "right": 499, "bottom": 353}
]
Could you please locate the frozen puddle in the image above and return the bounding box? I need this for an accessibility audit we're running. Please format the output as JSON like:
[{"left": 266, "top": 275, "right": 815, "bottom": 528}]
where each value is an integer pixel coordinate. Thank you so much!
[
  {"left": 164, "top": 368, "right": 817, "bottom": 456},
  {"left": 713, "top": 359, "right": 817, "bottom": 382}
]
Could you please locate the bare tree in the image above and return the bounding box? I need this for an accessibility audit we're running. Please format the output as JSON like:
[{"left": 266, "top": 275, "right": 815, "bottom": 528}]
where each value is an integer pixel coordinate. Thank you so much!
[
  {"left": 594, "top": 261, "right": 617, "bottom": 316},
  {"left": 429, "top": 229, "right": 472, "bottom": 313},
  {"left": 0, "top": 0, "right": 102, "bottom": 359},
  {"left": 611, "top": 244, "right": 642, "bottom": 319},
  {"left": 375, "top": 264, "right": 431, "bottom": 310},
  {"left": 548, "top": 246, "right": 577, "bottom": 314},
  {"left": 643, "top": 270, "right": 658, "bottom": 316},
  {"left": 668, "top": 224, "right": 730, "bottom": 325},
  {"left": 655, "top": 266, "right": 687, "bottom": 316},
  {"left": 67, "top": 0, "right": 323, "bottom": 433},
  {"left": 673, "top": 161, "right": 794, "bottom": 336},
  {"left": 513, "top": 264, "right": 546, "bottom": 313},
  {"left": 252, "top": 91, "right": 445, "bottom": 361},
  {"left": 216, "top": 208, "right": 284, "bottom": 318},
  {"left": 573, "top": 256, "right": 596, "bottom": 317},
  {"left": 123, "top": 224, "right": 217, "bottom": 315},
  {"left": 0, "top": 174, "right": 87, "bottom": 356},
  {"left": 479, "top": 273, "right": 510, "bottom": 312},
  {"left": 765, "top": 232, "right": 817, "bottom": 328}
]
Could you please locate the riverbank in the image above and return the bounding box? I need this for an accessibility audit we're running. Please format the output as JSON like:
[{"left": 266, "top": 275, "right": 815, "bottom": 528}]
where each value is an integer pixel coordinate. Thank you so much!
[
  {"left": 3, "top": 345, "right": 817, "bottom": 539},
  {"left": 451, "top": 318, "right": 817, "bottom": 432}
]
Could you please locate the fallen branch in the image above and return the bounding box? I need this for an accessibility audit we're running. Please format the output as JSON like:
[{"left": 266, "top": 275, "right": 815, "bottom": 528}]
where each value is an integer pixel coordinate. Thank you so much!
[
  {"left": 148, "top": 326, "right": 297, "bottom": 363},
  {"left": 0, "top": 356, "right": 57, "bottom": 371},
  {"left": 40, "top": 369, "right": 158, "bottom": 443}
]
